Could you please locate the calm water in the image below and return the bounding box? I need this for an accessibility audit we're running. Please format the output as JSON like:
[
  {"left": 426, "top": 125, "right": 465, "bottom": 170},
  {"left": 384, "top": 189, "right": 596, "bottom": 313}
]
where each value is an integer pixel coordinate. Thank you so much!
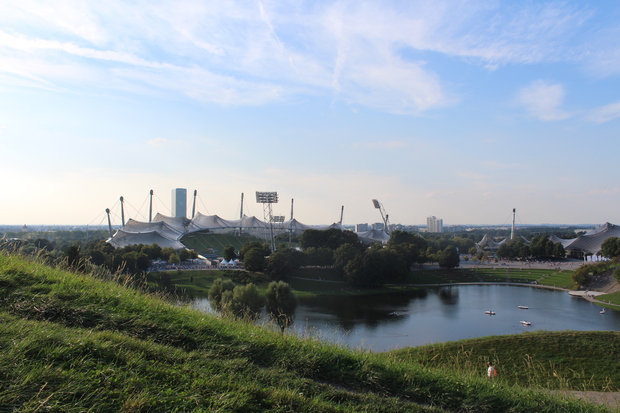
[{"left": 192, "top": 285, "right": 620, "bottom": 352}]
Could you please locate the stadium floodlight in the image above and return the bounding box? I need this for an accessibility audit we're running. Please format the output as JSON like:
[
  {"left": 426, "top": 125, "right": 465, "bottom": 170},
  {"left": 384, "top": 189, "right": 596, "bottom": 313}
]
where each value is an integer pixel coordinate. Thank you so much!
[
  {"left": 273, "top": 215, "right": 285, "bottom": 223},
  {"left": 256, "top": 191, "right": 279, "bottom": 252},
  {"left": 256, "top": 192, "right": 279, "bottom": 204},
  {"left": 372, "top": 198, "right": 391, "bottom": 235}
]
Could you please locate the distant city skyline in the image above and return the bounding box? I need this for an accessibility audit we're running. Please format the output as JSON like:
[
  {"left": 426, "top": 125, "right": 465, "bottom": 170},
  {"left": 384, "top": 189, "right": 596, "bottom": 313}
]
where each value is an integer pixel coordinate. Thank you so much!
[{"left": 1, "top": 1, "right": 620, "bottom": 226}]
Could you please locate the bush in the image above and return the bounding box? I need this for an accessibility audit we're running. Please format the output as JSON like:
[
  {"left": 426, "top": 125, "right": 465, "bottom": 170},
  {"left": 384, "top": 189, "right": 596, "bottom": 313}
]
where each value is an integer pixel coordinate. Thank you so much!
[{"left": 265, "top": 281, "right": 297, "bottom": 332}]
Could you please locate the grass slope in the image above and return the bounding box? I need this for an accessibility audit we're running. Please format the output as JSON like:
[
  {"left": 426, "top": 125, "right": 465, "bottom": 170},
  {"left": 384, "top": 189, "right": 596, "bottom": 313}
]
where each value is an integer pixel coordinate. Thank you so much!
[
  {"left": 389, "top": 331, "right": 620, "bottom": 391},
  {"left": 406, "top": 267, "right": 577, "bottom": 289},
  {"left": 0, "top": 253, "right": 611, "bottom": 412}
]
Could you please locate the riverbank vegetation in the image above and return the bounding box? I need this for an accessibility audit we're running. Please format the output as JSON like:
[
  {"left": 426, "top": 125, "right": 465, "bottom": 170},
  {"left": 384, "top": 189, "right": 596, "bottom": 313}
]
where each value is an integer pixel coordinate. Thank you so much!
[
  {"left": 147, "top": 265, "right": 579, "bottom": 300},
  {"left": 0, "top": 252, "right": 611, "bottom": 412}
]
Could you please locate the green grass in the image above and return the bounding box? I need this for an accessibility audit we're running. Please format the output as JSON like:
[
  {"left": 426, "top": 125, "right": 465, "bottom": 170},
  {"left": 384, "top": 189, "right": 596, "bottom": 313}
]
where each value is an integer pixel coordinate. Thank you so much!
[
  {"left": 0, "top": 252, "right": 614, "bottom": 412},
  {"left": 388, "top": 331, "right": 620, "bottom": 392},
  {"left": 180, "top": 232, "right": 299, "bottom": 256},
  {"left": 406, "top": 267, "right": 578, "bottom": 290},
  {"left": 180, "top": 232, "right": 261, "bottom": 256},
  {"left": 146, "top": 269, "right": 272, "bottom": 298},
  {"left": 598, "top": 291, "right": 620, "bottom": 305}
]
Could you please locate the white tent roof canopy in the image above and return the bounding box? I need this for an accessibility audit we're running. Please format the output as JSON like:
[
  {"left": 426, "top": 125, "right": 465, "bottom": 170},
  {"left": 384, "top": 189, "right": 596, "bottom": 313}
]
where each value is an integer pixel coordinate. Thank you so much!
[{"left": 107, "top": 213, "right": 379, "bottom": 249}]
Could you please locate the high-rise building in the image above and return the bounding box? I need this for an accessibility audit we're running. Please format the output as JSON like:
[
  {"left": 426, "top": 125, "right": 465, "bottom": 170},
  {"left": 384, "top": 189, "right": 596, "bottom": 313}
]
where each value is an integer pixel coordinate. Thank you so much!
[
  {"left": 427, "top": 216, "right": 444, "bottom": 233},
  {"left": 171, "top": 188, "right": 187, "bottom": 218},
  {"left": 356, "top": 223, "right": 369, "bottom": 232}
]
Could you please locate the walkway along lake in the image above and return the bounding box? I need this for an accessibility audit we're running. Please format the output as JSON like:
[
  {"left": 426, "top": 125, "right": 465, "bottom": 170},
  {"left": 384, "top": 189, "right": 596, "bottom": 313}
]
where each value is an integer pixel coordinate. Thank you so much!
[{"left": 192, "top": 284, "right": 620, "bottom": 352}]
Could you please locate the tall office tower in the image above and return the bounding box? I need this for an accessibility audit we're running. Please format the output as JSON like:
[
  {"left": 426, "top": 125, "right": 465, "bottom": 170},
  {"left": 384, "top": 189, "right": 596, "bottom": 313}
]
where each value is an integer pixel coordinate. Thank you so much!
[
  {"left": 427, "top": 216, "right": 444, "bottom": 233},
  {"left": 172, "top": 188, "right": 187, "bottom": 218},
  {"left": 372, "top": 222, "right": 385, "bottom": 231},
  {"left": 356, "top": 223, "right": 369, "bottom": 232}
]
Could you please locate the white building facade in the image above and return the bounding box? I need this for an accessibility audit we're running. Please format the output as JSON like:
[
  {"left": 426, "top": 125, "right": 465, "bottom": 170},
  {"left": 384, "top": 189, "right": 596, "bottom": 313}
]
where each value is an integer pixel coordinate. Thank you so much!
[
  {"left": 427, "top": 216, "right": 444, "bottom": 233},
  {"left": 171, "top": 188, "right": 187, "bottom": 218}
]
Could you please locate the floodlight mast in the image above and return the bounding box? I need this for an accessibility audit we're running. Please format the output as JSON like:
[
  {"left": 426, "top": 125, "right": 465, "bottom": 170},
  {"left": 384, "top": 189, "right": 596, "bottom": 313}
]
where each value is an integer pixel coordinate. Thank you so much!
[
  {"left": 256, "top": 191, "right": 279, "bottom": 252},
  {"left": 372, "top": 199, "right": 391, "bottom": 235}
]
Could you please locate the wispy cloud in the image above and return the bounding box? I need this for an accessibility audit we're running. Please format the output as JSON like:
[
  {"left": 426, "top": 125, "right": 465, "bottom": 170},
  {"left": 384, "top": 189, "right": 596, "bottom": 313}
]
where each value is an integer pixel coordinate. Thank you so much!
[
  {"left": 148, "top": 138, "right": 168, "bottom": 147},
  {"left": 0, "top": 0, "right": 606, "bottom": 115},
  {"left": 516, "top": 80, "right": 570, "bottom": 121},
  {"left": 588, "top": 187, "right": 620, "bottom": 196},
  {"left": 586, "top": 101, "right": 620, "bottom": 124}
]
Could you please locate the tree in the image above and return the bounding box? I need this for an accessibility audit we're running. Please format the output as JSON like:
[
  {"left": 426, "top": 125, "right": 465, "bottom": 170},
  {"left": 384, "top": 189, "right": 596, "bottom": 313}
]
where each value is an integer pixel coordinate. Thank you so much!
[
  {"left": 161, "top": 247, "right": 176, "bottom": 261},
  {"left": 223, "top": 245, "right": 237, "bottom": 261},
  {"left": 88, "top": 249, "right": 106, "bottom": 266},
  {"left": 222, "top": 283, "right": 263, "bottom": 320},
  {"left": 168, "top": 252, "right": 180, "bottom": 264},
  {"left": 65, "top": 245, "right": 80, "bottom": 268},
  {"left": 208, "top": 279, "right": 235, "bottom": 311},
  {"left": 299, "top": 228, "right": 362, "bottom": 251},
  {"left": 552, "top": 242, "right": 566, "bottom": 259},
  {"left": 530, "top": 235, "right": 554, "bottom": 258},
  {"left": 243, "top": 247, "right": 267, "bottom": 272},
  {"left": 265, "top": 281, "right": 297, "bottom": 332},
  {"left": 497, "top": 237, "right": 529, "bottom": 259},
  {"left": 333, "top": 243, "right": 362, "bottom": 273},
  {"left": 303, "top": 247, "right": 334, "bottom": 266},
  {"left": 265, "top": 251, "right": 296, "bottom": 280},
  {"left": 141, "top": 243, "right": 162, "bottom": 260},
  {"left": 239, "top": 241, "right": 270, "bottom": 261},
  {"left": 34, "top": 238, "right": 54, "bottom": 252},
  {"left": 377, "top": 246, "right": 408, "bottom": 282},
  {"left": 438, "top": 246, "right": 460, "bottom": 269},
  {"left": 179, "top": 249, "right": 191, "bottom": 262},
  {"left": 344, "top": 253, "right": 381, "bottom": 287},
  {"left": 601, "top": 237, "right": 620, "bottom": 259}
]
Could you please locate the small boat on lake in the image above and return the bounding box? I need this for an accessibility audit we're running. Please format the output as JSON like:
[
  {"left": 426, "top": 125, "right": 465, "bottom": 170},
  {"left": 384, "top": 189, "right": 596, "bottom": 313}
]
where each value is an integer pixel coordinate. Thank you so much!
[
  {"left": 518, "top": 305, "right": 529, "bottom": 309},
  {"left": 520, "top": 320, "right": 531, "bottom": 326},
  {"left": 485, "top": 311, "right": 496, "bottom": 315}
]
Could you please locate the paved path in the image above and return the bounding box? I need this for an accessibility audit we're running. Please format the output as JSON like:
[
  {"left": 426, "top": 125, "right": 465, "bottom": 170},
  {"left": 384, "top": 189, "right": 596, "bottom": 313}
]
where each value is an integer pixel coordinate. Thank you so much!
[{"left": 555, "top": 390, "right": 620, "bottom": 410}]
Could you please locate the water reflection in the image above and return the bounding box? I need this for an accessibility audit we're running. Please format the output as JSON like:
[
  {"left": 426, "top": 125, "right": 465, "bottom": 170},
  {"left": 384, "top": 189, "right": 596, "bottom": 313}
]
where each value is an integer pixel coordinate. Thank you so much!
[
  {"left": 192, "top": 285, "right": 620, "bottom": 352},
  {"left": 439, "top": 287, "right": 459, "bottom": 305},
  {"left": 291, "top": 285, "right": 620, "bottom": 351}
]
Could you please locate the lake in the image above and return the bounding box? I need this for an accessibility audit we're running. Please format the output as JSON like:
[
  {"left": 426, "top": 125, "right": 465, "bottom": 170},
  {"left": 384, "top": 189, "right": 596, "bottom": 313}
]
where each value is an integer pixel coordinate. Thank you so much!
[{"left": 191, "top": 284, "right": 620, "bottom": 352}]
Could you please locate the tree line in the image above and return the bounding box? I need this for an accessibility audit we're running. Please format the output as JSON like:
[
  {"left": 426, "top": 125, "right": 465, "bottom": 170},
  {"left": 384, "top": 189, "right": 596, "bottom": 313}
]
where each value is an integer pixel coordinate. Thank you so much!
[{"left": 232, "top": 229, "right": 462, "bottom": 288}]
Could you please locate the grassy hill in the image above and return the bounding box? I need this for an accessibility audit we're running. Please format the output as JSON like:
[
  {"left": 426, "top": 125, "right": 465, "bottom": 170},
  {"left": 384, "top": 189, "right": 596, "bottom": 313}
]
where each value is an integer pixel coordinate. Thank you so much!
[
  {"left": 389, "top": 331, "right": 620, "bottom": 391},
  {"left": 0, "top": 253, "right": 612, "bottom": 412}
]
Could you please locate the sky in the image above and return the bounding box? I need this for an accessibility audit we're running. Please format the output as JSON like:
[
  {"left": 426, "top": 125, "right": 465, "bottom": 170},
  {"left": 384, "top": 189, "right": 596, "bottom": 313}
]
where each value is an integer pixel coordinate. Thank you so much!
[{"left": 1, "top": 0, "right": 620, "bottom": 228}]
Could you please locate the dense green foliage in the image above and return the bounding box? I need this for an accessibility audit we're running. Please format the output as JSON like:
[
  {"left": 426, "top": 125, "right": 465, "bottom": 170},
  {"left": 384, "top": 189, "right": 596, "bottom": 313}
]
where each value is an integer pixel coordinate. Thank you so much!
[
  {"left": 497, "top": 235, "right": 566, "bottom": 260},
  {"left": 601, "top": 237, "right": 620, "bottom": 259},
  {"left": 299, "top": 228, "right": 364, "bottom": 251},
  {"left": 0, "top": 236, "right": 197, "bottom": 277},
  {"left": 437, "top": 246, "right": 460, "bottom": 269},
  {"left": 265, "top": 281, "right": 298, "bottom": 332},
  {"left": 0, "top": 253, "right": 610, "bottom": 412},
  {"left": 571, "top": 261, "right": 619, "bottom": 286}
]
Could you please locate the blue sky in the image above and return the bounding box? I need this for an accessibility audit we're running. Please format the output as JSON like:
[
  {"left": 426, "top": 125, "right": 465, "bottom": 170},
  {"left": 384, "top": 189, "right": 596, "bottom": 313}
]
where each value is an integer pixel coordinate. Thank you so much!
[{"left": 1, "top": 0, "right": 620, "bottom": 227}]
